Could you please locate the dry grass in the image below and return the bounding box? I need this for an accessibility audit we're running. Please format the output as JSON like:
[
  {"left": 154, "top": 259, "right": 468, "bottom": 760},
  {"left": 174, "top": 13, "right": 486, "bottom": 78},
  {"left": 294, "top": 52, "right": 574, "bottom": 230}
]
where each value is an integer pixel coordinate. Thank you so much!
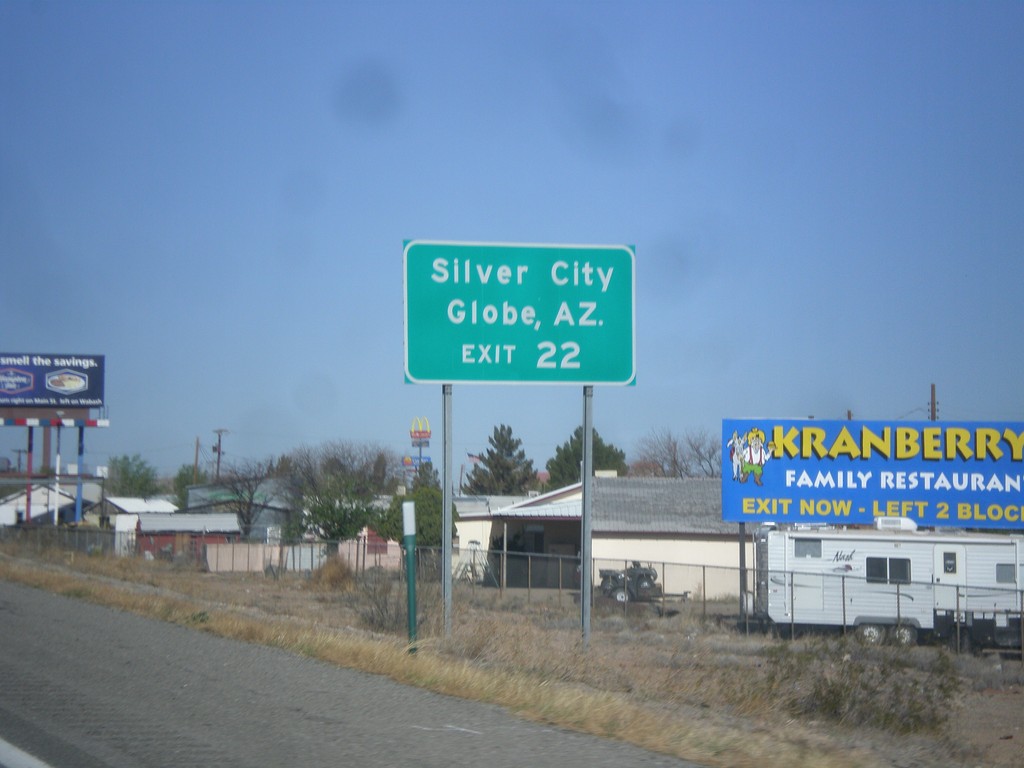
[{"left": 1, "top": 542, "right": 1018, "bottom": 768}]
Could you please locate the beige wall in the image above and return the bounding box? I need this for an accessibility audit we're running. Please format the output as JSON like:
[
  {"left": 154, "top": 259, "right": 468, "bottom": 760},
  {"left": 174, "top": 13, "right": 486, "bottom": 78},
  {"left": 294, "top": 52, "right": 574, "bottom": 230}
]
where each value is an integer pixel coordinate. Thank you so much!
[
  {"left": 336, "top": 538, "right": 403, "bottom": 571},
  {"left": 593, "top": 536, "right": 753, "bottom": 599},
  {"left": 456, "top": 520, "right": 755, "bottom": 599},
  {"left": 454, "top": 518, "right": 493, "bottom": 551}
]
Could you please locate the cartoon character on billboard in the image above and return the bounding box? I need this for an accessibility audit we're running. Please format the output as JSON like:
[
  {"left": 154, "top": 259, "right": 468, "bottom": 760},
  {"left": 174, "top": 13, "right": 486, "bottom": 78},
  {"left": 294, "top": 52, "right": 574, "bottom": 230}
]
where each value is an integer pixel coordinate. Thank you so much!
[
  {"left": 726, "top": 430, "right": 745, "bottom": 481},
  {"left": 737, "top": 427, "right": 773, "bottom": 486}
]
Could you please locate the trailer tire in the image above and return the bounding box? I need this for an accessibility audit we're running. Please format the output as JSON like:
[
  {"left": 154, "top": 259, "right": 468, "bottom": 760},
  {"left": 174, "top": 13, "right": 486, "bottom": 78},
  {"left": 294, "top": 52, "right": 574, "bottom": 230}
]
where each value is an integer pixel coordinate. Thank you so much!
[
  {"left": 856, "top": 624, "right": 885, "bottom": 645},
  {"left": 890, "top": 624, "right": 918, "bottom": 647},
  {"left": 949, "top": 629, "right": 973, "bottom": 655}
]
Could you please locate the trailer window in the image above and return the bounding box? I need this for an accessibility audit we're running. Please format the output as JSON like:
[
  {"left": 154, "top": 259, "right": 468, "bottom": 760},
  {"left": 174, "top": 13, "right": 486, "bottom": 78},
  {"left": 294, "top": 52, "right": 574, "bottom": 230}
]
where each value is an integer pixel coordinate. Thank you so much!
[
  {"left": 943, "top": 551, "right": 957, "bottom": 574},
  {"left": 866, "top": 557, "right": 911, "bottom": 585},
  {"left": 794, "top": 539, "right": 821, "bottom": 558},
  {"left": 889, "top": 558, "right": 911, "bottom": 584},
  {"left": 866, "top": 558, "right": 887, "bottom": 583},
  {"left": 996, "top": 564, "right": 1014, "bottom": 584}
]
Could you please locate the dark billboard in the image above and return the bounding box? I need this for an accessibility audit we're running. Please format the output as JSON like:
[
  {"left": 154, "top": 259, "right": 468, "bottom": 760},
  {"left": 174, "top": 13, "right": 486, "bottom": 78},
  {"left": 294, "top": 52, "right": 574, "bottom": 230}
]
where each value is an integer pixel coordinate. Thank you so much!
[{"left": 0, "top": 353, "right": 105, "bottom": 408}]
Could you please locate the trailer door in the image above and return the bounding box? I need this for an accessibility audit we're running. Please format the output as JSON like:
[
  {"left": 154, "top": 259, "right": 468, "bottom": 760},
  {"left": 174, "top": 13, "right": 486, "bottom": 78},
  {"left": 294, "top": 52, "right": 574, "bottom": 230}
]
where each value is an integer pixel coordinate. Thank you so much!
[{"left": 933, "top": 545, "right": 967, "bottom": 612}]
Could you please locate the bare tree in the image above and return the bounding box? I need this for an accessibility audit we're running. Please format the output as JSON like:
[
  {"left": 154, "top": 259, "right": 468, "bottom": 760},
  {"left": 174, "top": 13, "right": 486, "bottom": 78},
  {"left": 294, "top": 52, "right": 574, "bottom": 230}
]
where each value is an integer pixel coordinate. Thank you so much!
[
  {"left": 283, "top": 441, "right": 401, "bottom": 498},
  {"left": 684, "top": 428, "right": 721, "bottom": 478},
  {"left": 280, "top": 442, "right": 401, "bottom": 540},
  {"left": 220, "top": 458, "right": 279, "bottom": 538},
  {"left": 633, "top": 429, "right": 685, "bottom": 478},
  {"left": 634, "top": 427, "right": 721, "bottom": 478}
]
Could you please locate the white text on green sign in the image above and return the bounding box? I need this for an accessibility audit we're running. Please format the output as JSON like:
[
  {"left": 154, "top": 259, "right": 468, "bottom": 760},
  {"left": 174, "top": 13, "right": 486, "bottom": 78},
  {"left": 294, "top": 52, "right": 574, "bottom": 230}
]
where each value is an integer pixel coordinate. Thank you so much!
[{"left": 404, "top": 241, "right": 635, "bottom": 384}]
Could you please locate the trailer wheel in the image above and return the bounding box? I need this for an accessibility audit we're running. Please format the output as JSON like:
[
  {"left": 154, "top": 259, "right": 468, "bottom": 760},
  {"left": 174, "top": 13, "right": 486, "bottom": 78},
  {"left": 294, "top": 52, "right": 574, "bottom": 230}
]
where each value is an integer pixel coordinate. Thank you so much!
[
  {"left": 855, "top": 624, "right": 885, "bottom": 645},
  {"left": 949, "top": 629, "right": 973, "bottom": 655},
  {"left": 890, "top": 624, "right": 918, "bottom": 647}
]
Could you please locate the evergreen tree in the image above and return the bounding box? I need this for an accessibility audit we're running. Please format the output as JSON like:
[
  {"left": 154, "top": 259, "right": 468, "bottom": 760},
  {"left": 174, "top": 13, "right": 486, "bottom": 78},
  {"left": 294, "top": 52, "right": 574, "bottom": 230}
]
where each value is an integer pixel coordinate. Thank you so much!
[
  {"left": 172, "top": 464, "right": 209, "bottom": 509},
  {"left": 546, "top": 426, "right": 628, "bottom": 487},
  {"left": 464, "top": 424, "right": 536, "bottom": 495}
]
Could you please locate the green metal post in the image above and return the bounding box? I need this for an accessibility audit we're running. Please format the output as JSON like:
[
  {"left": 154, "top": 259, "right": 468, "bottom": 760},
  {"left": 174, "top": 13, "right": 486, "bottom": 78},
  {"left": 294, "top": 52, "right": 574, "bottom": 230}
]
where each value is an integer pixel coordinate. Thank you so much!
[{"left": 403, "top": 501, "right": 417, "bottom": 652}]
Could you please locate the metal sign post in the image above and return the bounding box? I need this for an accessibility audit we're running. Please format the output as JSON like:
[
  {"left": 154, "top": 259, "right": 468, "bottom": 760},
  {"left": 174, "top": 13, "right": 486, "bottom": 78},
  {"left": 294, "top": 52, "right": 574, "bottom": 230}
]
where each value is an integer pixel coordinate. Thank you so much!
[
  {"left": 442, "top": 385, "right": 453, "bottom": 638},
  {"left": 580, "top": 386, "right": 595, "bottom": 649},
  {"left": 403, "top": 241, "right": 635, "bottom": 643}
]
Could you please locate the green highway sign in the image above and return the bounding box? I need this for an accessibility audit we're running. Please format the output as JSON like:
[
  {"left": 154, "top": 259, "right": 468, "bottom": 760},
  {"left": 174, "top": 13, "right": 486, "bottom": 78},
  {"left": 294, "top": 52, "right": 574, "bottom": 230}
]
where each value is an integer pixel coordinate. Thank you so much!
[{"left": 404, "top": 240, "right": 635, "bottom": 385}]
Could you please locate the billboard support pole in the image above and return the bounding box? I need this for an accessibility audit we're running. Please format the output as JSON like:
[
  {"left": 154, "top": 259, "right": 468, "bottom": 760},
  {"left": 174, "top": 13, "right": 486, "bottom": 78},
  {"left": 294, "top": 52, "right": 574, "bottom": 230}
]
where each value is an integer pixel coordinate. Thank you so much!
[
  {"left": 25, "top": 427, "right": 33, "bottom": 524},
  {"left": 54, "top": 418, "right": 62, "bottom": 526},
  {"left": 75, "top": 426, "right": 85, "bottom": 524},
  {"left": 738, "top": 522, "right": 747, "bottom": 621}
]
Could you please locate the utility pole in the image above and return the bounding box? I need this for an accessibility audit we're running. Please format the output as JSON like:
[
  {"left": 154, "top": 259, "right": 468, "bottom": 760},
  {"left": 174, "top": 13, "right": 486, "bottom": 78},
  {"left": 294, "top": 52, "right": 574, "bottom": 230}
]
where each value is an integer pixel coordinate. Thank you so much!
[
  {"left": 12, "top": 449, "right": 27, "bottom": 473},
  {"left": 929, "top": 384, "right": 938, "bottom": 421},
  {"left": 193, "top": 437, "right": 200, "bottom": 484},
  {"left": 213, "top": 429, "right": 228, "bottom": 481}
]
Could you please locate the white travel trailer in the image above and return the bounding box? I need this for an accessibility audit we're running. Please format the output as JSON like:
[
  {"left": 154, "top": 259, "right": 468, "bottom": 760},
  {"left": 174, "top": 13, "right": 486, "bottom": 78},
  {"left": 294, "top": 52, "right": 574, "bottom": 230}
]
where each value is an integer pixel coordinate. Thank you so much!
[{"left": 753, "top": 520, "right": 1024, "bottom": 649}]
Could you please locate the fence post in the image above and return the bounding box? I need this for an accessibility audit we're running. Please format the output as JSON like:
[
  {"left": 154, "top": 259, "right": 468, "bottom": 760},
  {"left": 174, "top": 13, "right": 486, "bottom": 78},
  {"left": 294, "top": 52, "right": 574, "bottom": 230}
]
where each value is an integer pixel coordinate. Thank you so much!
[
  {"left": 955, "top": 589, "right": 962, "bottom": 654},
  {"left": 701, "top": 565, "right": 707, "bottom": 622},
  {"left": 841, "top": 576, "right": 847, "bottom": 636},
  {"left": 527, "top": 555, "right": 532, "bottom": 604},
  {"left": 896, "top": 583, "right": 902, "bottom": 631},
  {"left": 661, "top": 561, "right": 666, "bottom": 615},
  {"left": 621, "top": 559, "right": 628, "bottom": 616},
  {"left": 789, "top": 571, "right": 795, "bottom": 639},
  {"left": 744, "top": 565, "right": 750, "bottom": 636}
]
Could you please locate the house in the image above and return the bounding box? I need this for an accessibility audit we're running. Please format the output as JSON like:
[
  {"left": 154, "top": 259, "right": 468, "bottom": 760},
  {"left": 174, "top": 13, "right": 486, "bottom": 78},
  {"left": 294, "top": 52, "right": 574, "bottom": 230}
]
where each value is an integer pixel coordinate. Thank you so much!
[
  {"left": 121, "top": 512, "right": 241, "bottom": 560},
  {"left": 461, "top": 476, "right": 751, "bottom": 598},
  {"left": 186, "top": 480, "right": 294, "bottom": 540},
  {"left": 0, "top": 481, "right": 102, "bottom": 526}
]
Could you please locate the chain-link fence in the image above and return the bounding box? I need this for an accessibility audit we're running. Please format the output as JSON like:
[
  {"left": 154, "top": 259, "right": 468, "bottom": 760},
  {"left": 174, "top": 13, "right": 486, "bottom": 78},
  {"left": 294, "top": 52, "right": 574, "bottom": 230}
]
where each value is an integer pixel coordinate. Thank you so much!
[{"left": 3, "top": 525, "right": 1020, "bottom": 653}]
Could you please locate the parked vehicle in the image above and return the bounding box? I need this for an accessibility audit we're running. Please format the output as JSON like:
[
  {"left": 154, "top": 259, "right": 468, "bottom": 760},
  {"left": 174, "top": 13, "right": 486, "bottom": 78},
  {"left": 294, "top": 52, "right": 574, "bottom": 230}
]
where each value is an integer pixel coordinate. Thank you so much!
[
  {"left": 753, "top": 519, "right": 1024, "bottom": 649},
  {"left": 599, "top": 561, "right": 661, "bottom": 602}
]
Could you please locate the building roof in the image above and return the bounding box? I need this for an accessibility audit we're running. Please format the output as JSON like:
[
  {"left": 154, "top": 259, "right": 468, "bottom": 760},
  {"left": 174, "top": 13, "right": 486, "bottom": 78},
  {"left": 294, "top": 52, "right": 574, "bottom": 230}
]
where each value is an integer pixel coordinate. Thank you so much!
[
  {"left": 592, "top": 476, "right": 731, "bottom": 535},
  {"left": 186, "top": 480, "right": 292, "bottom": 511},
  {"left": 491, "top": 476, "right": 734, "bottom": 536},
  {"left": 106, "top": 497, "right": 178, "bottom": 514},
  {"left": 136, "top": 513, "right": 240, "bottom": 534},
  {"left": 1, "top": 481, "right": 104, "bottom": 506},
  {"left": 454, "top": 494, "right": 530, "bottom": 520}
]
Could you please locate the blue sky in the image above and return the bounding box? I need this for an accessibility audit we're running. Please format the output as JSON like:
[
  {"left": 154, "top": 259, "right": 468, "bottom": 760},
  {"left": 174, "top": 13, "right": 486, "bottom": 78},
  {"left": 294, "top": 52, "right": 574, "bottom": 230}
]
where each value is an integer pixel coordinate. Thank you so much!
[{"left": 2, "top": 1, "right": 1023, "bottom": 477}]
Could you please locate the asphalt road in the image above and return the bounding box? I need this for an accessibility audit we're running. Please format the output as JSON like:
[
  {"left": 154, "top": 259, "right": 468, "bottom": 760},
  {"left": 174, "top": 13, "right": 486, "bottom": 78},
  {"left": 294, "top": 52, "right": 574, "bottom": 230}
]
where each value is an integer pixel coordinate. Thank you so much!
[{"left": 0, "top": 581, "right": 701, "bottom": 768}]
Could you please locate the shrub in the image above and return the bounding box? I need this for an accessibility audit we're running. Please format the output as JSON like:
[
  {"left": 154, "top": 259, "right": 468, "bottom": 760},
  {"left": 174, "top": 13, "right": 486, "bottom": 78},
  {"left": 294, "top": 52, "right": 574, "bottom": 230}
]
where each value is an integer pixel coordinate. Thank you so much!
[
  {"left": 762, "top": 638, "right": 961, "bottom": 733},
  {"left": 309, "top": 555, "right": 355, "bottom": 591},
  {"left": 357, "top": 568, "right": 406, "bottom": 633}
]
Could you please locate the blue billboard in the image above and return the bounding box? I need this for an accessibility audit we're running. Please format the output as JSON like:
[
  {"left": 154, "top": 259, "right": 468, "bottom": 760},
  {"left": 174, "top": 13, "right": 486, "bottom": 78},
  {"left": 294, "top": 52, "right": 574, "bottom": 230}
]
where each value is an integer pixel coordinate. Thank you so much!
[
  {"left": 722, "top": 418, "right": 1024, "bottom": 529},
  {"left": 0, "top": 353, "right": 105, "bottom": 408}
]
